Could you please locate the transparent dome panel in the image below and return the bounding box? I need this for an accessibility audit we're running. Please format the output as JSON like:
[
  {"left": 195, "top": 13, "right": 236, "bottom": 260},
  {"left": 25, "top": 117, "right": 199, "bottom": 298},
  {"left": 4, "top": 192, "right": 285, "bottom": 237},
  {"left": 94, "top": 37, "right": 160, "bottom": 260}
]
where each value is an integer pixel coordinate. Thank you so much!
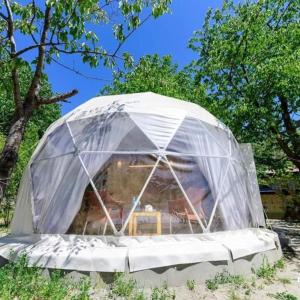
[
  {"left": 31, "top": 153, "right": 89, "bottom": 234},
  {"left": 68, "top": 153, "right": 158, "bottom": 235},
  {"left": 208, "top": 161, "right": 253, "bottom": 231},
  {"left": 167, "top": 155, "right": 228, "bottom": 229},
  {"left": 123, "top": 159, "right": 204, "bottom": 235},
  {"left": 129, "top": 112, "right": 185, "bottom": 149},
  {"left": 67, "top": 112, "right": 157, "bottom": 152},
  {"left": 167, "top": 117, "right": 229, "bottom": 156},
  {"left": 34, "top": 123, "right": 75, "bottom": 161},
  {"left": 200, "top": 122, "right": 232, "bottom": 156}
]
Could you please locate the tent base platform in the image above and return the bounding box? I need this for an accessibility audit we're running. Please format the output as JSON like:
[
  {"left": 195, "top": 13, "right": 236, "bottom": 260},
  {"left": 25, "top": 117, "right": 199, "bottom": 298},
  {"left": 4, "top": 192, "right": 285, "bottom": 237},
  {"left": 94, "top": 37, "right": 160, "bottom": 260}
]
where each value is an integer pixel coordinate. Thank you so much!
[{"left": 0, "top": 228, "right": 282, "bottom": 286}]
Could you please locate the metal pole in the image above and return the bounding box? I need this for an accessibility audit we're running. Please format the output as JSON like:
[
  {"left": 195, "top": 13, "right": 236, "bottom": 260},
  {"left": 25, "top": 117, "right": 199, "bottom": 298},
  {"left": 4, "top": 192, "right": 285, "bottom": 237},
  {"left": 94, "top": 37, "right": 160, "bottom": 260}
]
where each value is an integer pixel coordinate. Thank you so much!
[
  {"left": 120, "top": 156, "right": 161, "bottom": 235},
  {"left": 166, "top": 156, "right": 206, "bottom": 233},
  {"left": 65, "top": 121, "right": 118, "bottom": 235}
]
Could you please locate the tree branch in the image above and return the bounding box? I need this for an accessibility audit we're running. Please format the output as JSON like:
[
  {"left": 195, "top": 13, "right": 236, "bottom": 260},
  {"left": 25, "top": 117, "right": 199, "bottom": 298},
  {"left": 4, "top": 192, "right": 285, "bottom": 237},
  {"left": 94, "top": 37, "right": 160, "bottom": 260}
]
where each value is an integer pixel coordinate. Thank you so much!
[
  {"left": 279, "top": 95, "right": 299, "bottom": 153},
  {"left": 52, "top": 46, "right": 123, "bottom": 60},
  {"left": 27, "top": 5, "right": 51, "bottom": 102},
  {"left": 36, "top": 89, "right": 78, "bottom": 106},
  {"left": 4, "top": 0, "right": 22, "bottom": 114},
  {"left": 112, "top": 13, "right": 152, "bottom": 57},
  {"left": 51, "top": 56, "right": 111, "bottom": 82},
  {"left": 15, "top": 42, "right": 65, "bottom": 57},
  {"left": 27, "top": 0, "right": 38, "bottom": 44},
  {"left": 271, "top": 126, "right": 300, "bottom": 169}
]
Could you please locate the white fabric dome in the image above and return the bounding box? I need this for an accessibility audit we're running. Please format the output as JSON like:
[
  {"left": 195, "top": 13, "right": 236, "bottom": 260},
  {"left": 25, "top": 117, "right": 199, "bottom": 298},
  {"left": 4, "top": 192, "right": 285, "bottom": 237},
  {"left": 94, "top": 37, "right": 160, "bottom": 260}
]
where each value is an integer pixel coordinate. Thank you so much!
[{"left": 11, "top": 92, "right": 264, "bottom": 236}]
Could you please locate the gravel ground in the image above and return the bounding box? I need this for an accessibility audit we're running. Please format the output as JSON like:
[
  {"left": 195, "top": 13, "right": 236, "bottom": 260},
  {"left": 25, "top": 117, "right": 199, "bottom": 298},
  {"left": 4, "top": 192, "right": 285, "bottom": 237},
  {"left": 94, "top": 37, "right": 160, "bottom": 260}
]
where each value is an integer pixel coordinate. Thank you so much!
[{"left": 269, "top": 219, "right": 300, "bottom": 257}]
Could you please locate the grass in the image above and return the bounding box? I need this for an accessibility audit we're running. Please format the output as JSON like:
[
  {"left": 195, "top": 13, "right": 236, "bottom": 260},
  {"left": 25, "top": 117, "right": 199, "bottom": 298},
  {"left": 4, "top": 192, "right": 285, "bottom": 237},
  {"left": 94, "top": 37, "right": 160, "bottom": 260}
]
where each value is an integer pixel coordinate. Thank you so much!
[
  {"left": 151, "top": 285, "right": 175, "bottom": 300},
  {"left": 0, "top": 253, "right": 294, "bottom": 300},
  {"left": 205, "top": 270, "right": 245, "bottom": 291},
  {"left": 256, "top": 258, "right": 285, "bottom": 281},
  {"left": 228, "top": 289, "right": 242, "bottom": 300},
  {"left": 204, "top": 258, "right": 287, "bottom": 293},
  {"left": 0, "top": 253, "right": 91, "bottom": 300},
  {"left": 110, "top": 275, "right": 176, "bottom": 300},
  {"left": 110, "top": 273, "right": 138, "bottom": 297},
  {"left": 277, "top": 277, "right": 291, "bottom": 284},
  {"left": 0, "top": 224, "right": 8, "bottom": 236},
  {"left": 269, "top": 292, "right": 298, "bottom": 300}
]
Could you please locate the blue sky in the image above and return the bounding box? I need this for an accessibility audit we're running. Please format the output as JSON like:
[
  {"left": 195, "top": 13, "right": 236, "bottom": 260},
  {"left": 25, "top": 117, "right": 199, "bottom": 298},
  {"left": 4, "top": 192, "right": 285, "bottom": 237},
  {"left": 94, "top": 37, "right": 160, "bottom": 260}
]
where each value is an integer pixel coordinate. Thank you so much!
[{"left": 40, "top": 0, "right": 224, "bottom": 115}]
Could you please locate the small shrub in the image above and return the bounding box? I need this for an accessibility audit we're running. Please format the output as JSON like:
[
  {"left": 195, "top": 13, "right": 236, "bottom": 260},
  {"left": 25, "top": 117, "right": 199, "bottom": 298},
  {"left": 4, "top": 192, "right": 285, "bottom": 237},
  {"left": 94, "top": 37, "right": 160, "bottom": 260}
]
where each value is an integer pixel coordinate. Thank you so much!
[
  {"left": 256, "top": 258, "right": 285, "bottom": 281},
  {"left": 270, "top": 291, "right": 298, "bottom": 300},
  {"left": 205, "top": 270, "right": 244, "bottom": 291},
  {"left": 256, "top": 258, "right": 276, "bottom": 280},
  {"left": 151, "top": 285, "right": 175, "bottom": 300},
  {"left": 111, "top": 272, "right": 136, "bottom": 297},
  {"left": 274, "top": 259, "right": 285, "bottom": 270},
  {"left": 205, "top": 279, "right": 218, "bottom": 291},
  {"left": 186, "top": 279, "right": 195, "bottom": 291}
]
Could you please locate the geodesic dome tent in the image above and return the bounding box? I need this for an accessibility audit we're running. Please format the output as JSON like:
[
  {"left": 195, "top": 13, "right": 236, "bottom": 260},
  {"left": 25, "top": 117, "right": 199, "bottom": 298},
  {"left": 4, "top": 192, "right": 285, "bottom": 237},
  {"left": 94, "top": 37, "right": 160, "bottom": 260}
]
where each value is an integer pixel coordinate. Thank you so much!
[{"left": 11, "top": 92, "right": 265, "bottom": 237}]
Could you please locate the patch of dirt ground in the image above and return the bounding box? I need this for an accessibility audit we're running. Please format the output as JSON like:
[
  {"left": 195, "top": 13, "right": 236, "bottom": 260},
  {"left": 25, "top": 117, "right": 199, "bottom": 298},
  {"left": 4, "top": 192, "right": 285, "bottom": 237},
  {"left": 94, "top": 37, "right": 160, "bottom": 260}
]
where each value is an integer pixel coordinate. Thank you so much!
[
  {"left": 98, "top": 257, "right": 300, "bottom": 300},
  {"left": 166, "top": 258, "right": 300, "bottom": 300}
]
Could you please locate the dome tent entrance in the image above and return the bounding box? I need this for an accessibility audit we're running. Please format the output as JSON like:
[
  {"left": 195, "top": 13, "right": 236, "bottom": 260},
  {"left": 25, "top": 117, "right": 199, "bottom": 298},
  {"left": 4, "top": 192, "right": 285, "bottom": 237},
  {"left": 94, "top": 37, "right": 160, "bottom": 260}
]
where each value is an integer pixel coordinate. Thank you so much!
[
  {"left": 11, "top": 92, "right": 264, "bottom": 236},
  {"left": 0, "top": 93, "right": 281, "bottom": 280}
]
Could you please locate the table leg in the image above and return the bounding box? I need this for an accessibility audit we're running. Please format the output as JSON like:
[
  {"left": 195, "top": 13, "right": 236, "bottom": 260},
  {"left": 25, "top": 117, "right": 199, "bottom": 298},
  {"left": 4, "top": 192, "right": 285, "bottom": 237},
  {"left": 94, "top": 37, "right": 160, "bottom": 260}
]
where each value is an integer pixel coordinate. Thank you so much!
[
  {"left": 133, "top": 215, "right": 137, "bottom": 236},
  {"left": 157, "top": 213, "right": 162, "bottom": 235},
  {"left": 129, "top": 216, "right": 133, "bottom": 236}
]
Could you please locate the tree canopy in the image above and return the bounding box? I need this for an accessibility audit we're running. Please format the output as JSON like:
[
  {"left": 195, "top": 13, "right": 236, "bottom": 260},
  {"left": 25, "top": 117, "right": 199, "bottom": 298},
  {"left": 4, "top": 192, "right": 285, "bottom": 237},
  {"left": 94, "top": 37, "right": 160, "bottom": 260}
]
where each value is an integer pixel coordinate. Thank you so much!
[
  {"left": 188, "top": 0, "right": 300, "bottom": 170},
  {"left": 0, "top": 0, "right": 171, "bottom": 199},
  {"left": 102, "top": 54, "right": 204, "bottom": 100}
]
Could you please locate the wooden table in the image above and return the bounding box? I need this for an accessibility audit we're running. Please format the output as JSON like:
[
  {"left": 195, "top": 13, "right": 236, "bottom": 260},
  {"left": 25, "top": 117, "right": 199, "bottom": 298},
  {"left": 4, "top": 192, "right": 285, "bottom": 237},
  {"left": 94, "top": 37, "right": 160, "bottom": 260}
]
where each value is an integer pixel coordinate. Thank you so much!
[{"left": 128, "top": 211, "right": 162, "bottom": 236}]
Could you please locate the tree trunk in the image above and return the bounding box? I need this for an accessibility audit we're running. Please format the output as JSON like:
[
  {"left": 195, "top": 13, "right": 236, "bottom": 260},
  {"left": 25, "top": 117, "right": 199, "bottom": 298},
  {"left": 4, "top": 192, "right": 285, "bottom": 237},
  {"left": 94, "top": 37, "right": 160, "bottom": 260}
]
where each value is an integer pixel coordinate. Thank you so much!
[
  {"left": 273, "top": 130, "right": 300, "bottom": 170},
  {"left": 276, "top": 137, "right": 300, "bottom": 170},
  {"left": 0, "top": 114, "right": 28, "bottom": 200}
]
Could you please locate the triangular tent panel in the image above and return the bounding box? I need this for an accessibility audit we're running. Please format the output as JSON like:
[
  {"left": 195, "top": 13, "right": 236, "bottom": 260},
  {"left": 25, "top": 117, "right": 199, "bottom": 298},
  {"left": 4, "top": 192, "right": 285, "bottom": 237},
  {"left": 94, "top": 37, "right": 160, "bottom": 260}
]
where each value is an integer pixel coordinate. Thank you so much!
[
  {"left": 30, "top": 154, "right": 90, "bottom": 233},
  {"left": 34, "top": 123, "right": 75, "bottom": 161},
  {"left": 67, "top": 112, "right": 157, "bottom": 153},
  {"left": 208, "top": 161, "right": 253, "bottom": 231},
  {"left": 167, "top": 155, "right": 228, "bottom": 228},
  {"left": 166, "top": 117, "right": 228, "bottom": 156},
  {"left": 129, "top": 112, "right": 185, "bottom": 149}
]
